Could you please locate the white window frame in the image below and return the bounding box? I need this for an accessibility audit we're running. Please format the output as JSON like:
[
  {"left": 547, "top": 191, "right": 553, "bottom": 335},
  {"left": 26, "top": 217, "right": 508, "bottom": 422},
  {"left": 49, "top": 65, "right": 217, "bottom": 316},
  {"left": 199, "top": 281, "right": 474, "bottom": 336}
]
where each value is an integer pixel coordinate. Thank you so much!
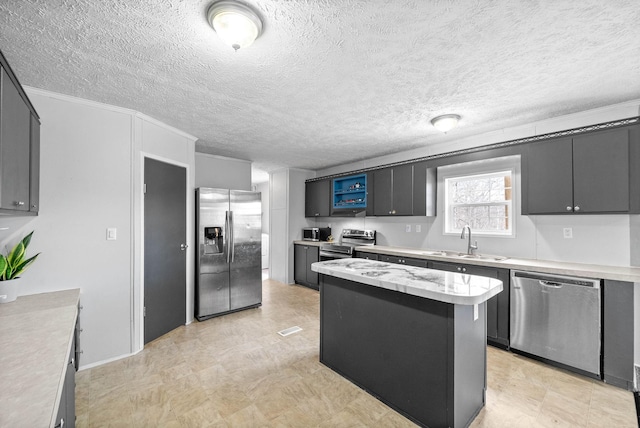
[{"left": 439, "top": 156, "right": 519, "bottom": 238}]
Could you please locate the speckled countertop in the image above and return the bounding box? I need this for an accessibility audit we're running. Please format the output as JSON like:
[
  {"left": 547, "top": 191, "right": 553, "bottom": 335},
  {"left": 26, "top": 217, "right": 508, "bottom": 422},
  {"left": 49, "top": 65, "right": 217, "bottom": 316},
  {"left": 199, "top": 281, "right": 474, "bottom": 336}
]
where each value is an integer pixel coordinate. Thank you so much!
[
  {"left": 312, "top": 258, "right": 503, "bottom": 305},
  {"left": 0, "top": 289, "right": 80, "bottom": 428},
  {"left": 357, "top": 246, "right": 640, "bottom": 283}
]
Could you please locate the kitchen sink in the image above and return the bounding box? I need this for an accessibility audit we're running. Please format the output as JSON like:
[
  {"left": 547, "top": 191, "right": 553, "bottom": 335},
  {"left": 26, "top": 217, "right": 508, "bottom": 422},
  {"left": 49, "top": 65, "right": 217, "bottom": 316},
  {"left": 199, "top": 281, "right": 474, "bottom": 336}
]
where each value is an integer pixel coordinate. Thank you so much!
[
  {"left": 457, "top": 254, "right": 509, "bottom": 261},
  {"left": 420, "top": 250, "right": 465, "bottom": 257},
  {"left": 420, "top": 250, "right": 508, "bottom": 261}
]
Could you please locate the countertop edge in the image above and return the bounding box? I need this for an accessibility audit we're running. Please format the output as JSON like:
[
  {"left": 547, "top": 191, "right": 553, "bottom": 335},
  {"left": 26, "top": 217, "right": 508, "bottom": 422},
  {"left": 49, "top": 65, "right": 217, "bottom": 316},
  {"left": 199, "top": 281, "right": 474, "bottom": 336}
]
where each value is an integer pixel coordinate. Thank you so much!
[
  {"left": 355, "top": 246, "right": 640, "bottom": 283},
  {"left": 50, "top": 302, "right": 79, "bottom": 428},
  {"left": 312, "top": 260, "right": 503, "bottom": 305}
]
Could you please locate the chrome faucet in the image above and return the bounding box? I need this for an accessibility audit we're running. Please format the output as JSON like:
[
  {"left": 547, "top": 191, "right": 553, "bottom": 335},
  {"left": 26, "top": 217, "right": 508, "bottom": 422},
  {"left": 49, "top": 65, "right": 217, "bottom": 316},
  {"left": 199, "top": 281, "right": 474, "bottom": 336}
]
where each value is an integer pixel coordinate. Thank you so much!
[{"left": 461, "top": 225, "right": 478, "bottom": 255}]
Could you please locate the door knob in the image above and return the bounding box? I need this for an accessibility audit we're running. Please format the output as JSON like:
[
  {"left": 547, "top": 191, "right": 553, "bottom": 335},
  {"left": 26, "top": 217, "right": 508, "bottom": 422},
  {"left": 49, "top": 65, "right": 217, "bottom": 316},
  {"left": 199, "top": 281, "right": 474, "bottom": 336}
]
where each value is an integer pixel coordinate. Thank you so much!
[
  {"left": 574, "top": 206, "right": 581, "bottom": 212},
  {"left": 180, "top": 244, "right": 188, "bottom": 251},
  {"left": 566, "top": 206, "right": 572, "bottom": 211}
]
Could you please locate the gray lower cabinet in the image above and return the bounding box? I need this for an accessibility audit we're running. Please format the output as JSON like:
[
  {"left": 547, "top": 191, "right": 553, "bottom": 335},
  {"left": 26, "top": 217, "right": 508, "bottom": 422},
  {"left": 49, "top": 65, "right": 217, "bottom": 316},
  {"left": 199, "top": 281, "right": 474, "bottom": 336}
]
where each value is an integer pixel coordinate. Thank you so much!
[
  {"left": 373, "top": 164, "right": 414, "bottom": 216},
  {"left": 55, "top": 332, "right": 76, "bottom": 428},
  {"left": 0, "top": 50, "right": 40, "bottom": 215},
  {"left": 378, "top": 254, "right": 428, "bottom": 267},
  {"left": 430, "top": 261, "right": 510, "bottom": 348},
  {"left": 602, "top": 280, "right": 634, "bottom": 390},
  {"left": 523, "top": 127, "right": 633, "bottom": 214},
  {"left": 294, "top": 244, "right": 319, "bottom": 290},
  {"left": 356, "top": 251, "right": 428, "bottom": 267},
  {"left": 353, "top": 251, "right": 378, "bottom": 260},
  {"left": 305, "top": 179, "right": 330, "bottom": 217}
]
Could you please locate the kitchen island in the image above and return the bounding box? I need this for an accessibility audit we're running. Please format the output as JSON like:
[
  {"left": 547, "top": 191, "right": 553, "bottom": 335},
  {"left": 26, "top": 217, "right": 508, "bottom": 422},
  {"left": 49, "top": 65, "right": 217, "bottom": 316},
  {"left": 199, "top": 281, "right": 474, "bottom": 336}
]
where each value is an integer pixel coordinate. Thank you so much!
[{"left": 312, "top": 258, "right": 503, "bottom": 428}]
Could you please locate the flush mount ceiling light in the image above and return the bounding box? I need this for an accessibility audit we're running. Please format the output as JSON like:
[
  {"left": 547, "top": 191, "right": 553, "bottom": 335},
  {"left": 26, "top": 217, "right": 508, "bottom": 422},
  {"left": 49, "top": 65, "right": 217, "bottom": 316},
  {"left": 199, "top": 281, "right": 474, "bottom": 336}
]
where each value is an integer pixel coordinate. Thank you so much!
[
  {"left": 431, "top": 114, "right": 461, "bottom": 133},
  {"left": 207, "top": 1, "right": 263, "bottom": 51}
]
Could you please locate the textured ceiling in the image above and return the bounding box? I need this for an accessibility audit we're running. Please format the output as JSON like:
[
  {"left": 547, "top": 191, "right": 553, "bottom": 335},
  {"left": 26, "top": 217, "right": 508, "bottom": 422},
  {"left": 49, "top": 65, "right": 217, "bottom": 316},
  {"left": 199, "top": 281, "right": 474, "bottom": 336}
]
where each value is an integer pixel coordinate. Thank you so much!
[{"left": 1, "top": 1, "right": 639, "bottom": 179}]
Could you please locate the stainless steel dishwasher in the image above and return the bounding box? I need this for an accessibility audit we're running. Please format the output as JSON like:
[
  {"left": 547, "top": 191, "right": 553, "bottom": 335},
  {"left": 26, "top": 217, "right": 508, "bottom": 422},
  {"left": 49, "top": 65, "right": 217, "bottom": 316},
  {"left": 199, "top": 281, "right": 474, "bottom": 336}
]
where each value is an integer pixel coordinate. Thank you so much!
[{"left": 510, "top": 270, "right": 601, "bottom": 377}]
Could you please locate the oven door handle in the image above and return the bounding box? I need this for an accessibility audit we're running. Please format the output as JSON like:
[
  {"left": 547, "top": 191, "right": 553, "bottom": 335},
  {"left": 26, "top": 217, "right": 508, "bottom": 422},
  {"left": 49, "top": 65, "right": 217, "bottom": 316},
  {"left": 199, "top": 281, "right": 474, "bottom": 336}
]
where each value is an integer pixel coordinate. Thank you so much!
[{"left": 319, "top": 251, "right": 352, "bottom": 259}]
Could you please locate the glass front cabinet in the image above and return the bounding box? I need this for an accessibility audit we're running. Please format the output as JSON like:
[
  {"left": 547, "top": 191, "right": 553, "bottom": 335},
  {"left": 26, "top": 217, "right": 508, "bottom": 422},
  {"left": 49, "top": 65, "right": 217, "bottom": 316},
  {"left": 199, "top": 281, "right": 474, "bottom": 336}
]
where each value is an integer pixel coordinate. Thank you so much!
[{"left": 332, "top": 173, "right": 367, "bottom": 215}]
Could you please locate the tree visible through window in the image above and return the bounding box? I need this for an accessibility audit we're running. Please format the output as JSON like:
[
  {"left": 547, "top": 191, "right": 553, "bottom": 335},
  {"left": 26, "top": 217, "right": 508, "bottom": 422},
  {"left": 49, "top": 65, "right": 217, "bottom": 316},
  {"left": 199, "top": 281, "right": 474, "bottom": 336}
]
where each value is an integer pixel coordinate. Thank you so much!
[{"left": 445, "top": 170, "right": 513, "bottom": 235}]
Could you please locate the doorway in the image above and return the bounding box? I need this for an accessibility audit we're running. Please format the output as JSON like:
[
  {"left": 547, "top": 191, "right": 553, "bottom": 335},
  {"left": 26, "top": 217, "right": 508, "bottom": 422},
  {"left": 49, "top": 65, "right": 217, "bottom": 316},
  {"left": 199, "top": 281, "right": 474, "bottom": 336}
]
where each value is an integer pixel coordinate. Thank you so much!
[{"left": 143, "top": 157, "right": 187, "bottom": 344}]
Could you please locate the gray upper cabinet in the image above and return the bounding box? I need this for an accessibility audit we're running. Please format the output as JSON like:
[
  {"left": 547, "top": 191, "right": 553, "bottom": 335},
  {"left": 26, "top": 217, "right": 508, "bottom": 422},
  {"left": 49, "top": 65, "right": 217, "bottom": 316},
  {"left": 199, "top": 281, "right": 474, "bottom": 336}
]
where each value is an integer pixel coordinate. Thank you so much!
[
  {"left": 29, "top": 113, "right": 40, "bottom": 212},
  {"left": 1, "top": 67, "right": 31, "bottom": 211},
  {"left": 0, "top": 51, "right": 40, "bottom": 215},
  {"left": 572, "top": 129, "right": 629, "bottom": 213},
  {"left": 305, "top": 179, "right": 330, "bottom": 217},
  {"left": 412, "top": 161, "right": 436, "bottom": 216},
  {"left": 373, "top": 164, "right": 413, "bottom": 216},
  {"left": 523, "top": 127, "right": 632, "bottom": 214}
]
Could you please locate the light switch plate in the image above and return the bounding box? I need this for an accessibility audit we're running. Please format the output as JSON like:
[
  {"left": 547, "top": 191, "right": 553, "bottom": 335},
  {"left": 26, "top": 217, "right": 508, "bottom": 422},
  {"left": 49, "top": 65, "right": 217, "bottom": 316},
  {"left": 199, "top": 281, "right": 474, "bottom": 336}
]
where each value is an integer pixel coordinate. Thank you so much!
[
  {"left": 563, "top": 228, "right": 573, "bottom": 239},
  {"left": 405, "top": 224, "right": 411, "bottom": 233},
  {"left": 415, "top": 224, "right": 421, "bottom": 233},
  {"left": 107, "top": 228, "right": 117, "bottom": 240}
]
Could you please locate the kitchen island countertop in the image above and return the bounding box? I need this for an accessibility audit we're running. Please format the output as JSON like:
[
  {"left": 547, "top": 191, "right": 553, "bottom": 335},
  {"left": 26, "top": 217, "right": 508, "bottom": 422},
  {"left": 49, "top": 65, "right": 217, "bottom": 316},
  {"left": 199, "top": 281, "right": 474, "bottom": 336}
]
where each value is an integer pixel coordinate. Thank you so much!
[{"left": 312, "top": 258, "right": 502, "bottom": 305}]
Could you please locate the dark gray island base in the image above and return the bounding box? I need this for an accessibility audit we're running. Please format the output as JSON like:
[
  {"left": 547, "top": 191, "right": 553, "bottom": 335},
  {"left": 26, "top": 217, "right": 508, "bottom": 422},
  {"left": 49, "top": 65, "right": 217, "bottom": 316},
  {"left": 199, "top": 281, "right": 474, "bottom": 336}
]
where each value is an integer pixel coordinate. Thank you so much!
[{"left": 319, "top": 273, "right": 490, "bottom": 428}]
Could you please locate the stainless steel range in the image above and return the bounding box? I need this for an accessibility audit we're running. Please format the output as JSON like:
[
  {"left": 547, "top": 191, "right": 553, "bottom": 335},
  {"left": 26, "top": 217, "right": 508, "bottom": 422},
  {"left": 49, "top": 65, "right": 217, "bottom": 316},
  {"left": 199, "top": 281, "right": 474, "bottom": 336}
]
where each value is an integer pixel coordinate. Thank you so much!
[{"left": 320, "top": 229, "right": 376, "bottom": 260}]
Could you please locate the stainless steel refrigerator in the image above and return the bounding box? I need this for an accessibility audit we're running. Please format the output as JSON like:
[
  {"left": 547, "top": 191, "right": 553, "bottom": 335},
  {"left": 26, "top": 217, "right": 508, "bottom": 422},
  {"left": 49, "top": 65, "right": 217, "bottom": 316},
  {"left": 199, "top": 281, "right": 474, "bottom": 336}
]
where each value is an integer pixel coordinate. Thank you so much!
[{"left": 195, "top": 187, "right": 262, "bottom": 321}]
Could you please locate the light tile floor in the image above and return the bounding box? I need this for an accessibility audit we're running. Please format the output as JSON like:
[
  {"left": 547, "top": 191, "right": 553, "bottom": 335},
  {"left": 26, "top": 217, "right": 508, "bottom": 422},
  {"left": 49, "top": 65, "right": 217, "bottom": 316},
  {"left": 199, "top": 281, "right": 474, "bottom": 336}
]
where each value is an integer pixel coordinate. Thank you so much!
[{"left": 76, "top": 279, "right": 637, "bottom": 427}]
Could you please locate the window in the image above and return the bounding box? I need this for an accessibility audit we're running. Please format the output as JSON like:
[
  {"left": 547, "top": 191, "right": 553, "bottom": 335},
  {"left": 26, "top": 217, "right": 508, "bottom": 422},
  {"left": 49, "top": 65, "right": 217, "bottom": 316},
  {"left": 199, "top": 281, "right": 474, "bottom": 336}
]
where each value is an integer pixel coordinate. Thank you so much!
[{"left": 444, "top": 168, "right": 514, "bottom": 236}]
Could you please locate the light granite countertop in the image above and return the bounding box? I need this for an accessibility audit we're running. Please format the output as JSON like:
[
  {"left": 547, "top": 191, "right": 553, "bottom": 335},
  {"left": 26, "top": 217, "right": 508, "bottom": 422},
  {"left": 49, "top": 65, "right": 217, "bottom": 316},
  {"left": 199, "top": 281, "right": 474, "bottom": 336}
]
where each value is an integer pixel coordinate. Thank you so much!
[
  {"left": 312, "top": 258, "right": 503, "bottom": 305},
  {"left": 0, "top": 289, "right": 80, "bottom": 428},
  {"left": 357, "top": 245, "right": 640, "bottom": 283}
]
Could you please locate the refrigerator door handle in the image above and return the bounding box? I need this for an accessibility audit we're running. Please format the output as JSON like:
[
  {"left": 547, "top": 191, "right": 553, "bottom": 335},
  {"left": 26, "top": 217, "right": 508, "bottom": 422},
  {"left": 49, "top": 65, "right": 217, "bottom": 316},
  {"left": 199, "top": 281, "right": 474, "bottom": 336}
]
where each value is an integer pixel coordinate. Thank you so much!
[
  {"left": 230, "top": 211, "right": 235, "bottom": 263},
  {"left": 225, "top": 210, "right": 230, "bottom": 263}
]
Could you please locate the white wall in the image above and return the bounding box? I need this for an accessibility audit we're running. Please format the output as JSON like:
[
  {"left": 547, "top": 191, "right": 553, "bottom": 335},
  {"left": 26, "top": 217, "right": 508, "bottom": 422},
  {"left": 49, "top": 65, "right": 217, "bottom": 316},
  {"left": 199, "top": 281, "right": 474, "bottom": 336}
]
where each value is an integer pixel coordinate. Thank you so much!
[
  {"left": 256, "top": 181, "right": 270, "bottom": 269},
  {"left": 269, "top": 168, "right": 314, "bottom": 283},
  {"left": 0, "top": 88, "right": 197, "bottom": 368},
  {"left": 195, "top": 152, "right": 251, "bottom": 190}
]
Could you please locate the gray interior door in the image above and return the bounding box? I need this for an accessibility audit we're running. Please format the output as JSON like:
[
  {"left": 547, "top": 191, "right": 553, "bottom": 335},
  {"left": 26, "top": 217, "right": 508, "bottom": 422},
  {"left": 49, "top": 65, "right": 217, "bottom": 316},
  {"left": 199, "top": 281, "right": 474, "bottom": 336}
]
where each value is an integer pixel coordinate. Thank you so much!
[{"left": 144, "top": 157, "right": 187, "bottom": 344}]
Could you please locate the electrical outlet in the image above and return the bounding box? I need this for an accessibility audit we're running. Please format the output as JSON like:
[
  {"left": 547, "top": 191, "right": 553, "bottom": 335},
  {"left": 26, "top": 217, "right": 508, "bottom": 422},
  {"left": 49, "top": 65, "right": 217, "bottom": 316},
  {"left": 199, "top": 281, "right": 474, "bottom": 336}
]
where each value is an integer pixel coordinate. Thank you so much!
[
  {"left": 405, "top": 224, "right": 411, "bottom": 233},
  {"left": 415, "top": 224, "right": 421, "bottom": 233},
  {"left": 563, "top": 228, "right": 573, "bottom": 239}
]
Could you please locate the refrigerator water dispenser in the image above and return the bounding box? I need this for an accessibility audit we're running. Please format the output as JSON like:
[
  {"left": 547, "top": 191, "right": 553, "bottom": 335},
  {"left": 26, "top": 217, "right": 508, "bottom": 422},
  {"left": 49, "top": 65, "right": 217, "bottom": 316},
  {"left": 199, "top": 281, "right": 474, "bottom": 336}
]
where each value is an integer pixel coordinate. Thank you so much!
[{"left": 204, "top": 226, "right": 223, "bottom": 254}]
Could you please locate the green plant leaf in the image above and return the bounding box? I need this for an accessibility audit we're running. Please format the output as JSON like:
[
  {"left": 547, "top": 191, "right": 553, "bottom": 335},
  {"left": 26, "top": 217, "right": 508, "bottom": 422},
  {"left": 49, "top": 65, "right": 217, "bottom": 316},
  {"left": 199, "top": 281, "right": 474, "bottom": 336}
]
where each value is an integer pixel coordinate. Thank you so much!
[
  {"left": 0, "top": 256, "right": 7, "bottom": 279},
  {"left": 8, "top": 253, "right": 39, "bottom": 279},
  {"left": 21, "top": 231, "right": 34, "bottom": 250},
  {"left": 7, "top": 241, "right": 25, "bottom": 268}
]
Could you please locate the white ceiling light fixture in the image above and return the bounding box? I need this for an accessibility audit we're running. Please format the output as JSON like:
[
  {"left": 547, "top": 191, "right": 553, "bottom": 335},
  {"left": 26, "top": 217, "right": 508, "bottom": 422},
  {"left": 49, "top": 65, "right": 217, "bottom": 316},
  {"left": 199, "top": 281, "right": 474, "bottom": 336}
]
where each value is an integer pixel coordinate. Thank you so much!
[
  {"left": 431, "top": 114, "right": 461, "bottom": 133},
  {"left": 207, "top": 1, "right": 263, "bottom": 51}
]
